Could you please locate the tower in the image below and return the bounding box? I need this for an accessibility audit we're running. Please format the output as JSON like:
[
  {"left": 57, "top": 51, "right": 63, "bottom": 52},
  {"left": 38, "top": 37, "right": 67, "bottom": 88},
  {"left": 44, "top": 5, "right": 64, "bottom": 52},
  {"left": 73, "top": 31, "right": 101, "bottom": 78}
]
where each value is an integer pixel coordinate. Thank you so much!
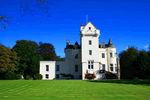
[{"left": 80, "top": 21, "right": 100, "bottom": 80}]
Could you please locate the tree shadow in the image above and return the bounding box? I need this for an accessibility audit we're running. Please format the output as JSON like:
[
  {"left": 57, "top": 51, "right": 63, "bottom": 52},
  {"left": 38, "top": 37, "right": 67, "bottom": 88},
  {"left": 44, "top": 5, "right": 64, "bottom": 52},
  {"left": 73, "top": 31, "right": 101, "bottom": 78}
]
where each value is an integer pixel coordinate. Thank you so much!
[{"left": 86, "top": 79, "right": 150, "bottom": 86}]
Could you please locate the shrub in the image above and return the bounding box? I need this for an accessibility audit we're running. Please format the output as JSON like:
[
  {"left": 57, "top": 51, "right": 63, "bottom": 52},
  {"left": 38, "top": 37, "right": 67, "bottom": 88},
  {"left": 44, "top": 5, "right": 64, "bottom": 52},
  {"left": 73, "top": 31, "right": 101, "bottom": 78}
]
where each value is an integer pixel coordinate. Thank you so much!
[
  {"left": 85, "top": 70, "right": 96, "bottom": 80},
  {"left": 26, "top": 75, "right": 32, "bottom": 80},
  {"left": 4, "top": 72, "right": 21, "bottom": 80},
  {"left": 33, "top": 73, "right": 43, "bottom": 80},
  {"left": 53, "top": 78, "right": 56, "bottom": 80},
  {"left": 133, "top": 77, "right": 139, "bottom": 80}
]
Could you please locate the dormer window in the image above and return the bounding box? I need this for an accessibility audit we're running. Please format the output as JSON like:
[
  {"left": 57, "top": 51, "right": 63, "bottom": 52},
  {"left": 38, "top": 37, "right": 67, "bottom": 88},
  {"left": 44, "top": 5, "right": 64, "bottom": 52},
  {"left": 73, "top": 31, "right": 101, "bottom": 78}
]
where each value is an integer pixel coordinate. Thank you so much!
[
  {"left": 89, "top": 27, "right": 91, "bottom": 30},
  {"left": 102, "top": 45, "right": 104, "bottom": 48}
]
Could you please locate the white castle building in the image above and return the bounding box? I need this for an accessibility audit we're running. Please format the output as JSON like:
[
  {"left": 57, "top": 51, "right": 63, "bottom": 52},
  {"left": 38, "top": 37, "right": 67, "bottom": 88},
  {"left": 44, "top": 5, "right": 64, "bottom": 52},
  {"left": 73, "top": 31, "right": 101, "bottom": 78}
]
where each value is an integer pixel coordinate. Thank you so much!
[{"left": 40, "top": 21, "right": 120, "bottom": 80}]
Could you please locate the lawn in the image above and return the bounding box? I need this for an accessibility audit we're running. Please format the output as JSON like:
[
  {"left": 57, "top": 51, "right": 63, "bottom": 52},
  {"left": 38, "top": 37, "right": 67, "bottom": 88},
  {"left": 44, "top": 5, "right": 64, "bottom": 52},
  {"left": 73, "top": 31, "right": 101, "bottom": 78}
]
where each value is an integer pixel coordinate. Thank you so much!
[{"left": 0, "top": 79, "right": 150, "bottom": 100}]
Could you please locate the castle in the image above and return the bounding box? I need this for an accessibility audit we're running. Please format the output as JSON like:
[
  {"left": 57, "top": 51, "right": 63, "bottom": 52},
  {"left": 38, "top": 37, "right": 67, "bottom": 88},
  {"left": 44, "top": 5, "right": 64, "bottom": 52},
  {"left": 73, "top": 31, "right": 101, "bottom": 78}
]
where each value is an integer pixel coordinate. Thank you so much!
[{"left": 40, "top": 21, "right": 120, "bottom": 80}]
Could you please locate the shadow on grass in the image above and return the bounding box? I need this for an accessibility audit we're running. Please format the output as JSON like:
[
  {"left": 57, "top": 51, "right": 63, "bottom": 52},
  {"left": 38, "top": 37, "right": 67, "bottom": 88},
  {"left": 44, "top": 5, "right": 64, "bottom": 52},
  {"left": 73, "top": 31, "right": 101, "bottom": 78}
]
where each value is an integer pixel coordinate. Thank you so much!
[{"left": 86, "top": 79, "right": 150, "bottom": 86}]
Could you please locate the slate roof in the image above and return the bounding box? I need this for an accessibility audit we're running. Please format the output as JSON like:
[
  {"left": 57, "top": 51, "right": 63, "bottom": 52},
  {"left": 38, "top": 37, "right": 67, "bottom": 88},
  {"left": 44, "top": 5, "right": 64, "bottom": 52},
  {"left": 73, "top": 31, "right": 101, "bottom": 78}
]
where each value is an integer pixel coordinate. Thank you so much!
[
  {"left": 99, "top": 44, "right": 115, "bottom": 48},
  {"left": 65, "top": 45, "right": 81, "bottom": 49}
]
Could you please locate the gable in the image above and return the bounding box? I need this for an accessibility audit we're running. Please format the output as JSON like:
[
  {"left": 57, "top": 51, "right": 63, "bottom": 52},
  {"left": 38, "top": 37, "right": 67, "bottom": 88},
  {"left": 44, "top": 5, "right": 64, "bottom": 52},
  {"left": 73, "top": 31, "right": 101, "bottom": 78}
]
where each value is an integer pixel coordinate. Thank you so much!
[{"left": 81, "top": 21, "right": 96, "bottom": 33}]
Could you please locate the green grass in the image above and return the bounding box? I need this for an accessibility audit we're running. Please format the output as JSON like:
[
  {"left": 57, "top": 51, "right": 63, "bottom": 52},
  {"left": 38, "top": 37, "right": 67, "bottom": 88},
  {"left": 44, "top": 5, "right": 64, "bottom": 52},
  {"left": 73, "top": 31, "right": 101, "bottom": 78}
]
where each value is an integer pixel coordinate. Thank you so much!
[{"left": 0, "top": 79, "right": 150, "bottom": 100}]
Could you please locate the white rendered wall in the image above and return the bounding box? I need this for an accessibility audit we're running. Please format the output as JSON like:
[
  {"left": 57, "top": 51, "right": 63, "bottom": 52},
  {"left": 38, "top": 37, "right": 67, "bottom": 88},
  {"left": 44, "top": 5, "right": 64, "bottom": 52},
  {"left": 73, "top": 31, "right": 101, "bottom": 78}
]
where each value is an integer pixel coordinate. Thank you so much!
[
  {"left": 40, "top": 61, "right": 56, "bottom": 80},
  {"left": 99, "top": 48, "right": 108, "bottom": 71}
]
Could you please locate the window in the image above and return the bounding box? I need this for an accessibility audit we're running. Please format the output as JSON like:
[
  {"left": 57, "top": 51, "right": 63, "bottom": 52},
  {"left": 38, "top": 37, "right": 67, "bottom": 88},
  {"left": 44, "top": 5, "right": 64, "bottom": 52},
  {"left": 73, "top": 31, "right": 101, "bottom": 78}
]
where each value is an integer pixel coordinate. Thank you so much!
[
  {"left": 46, "top": 74, "right": 49, "bottom": 79},
  {"left": 89, "top": 27, "right": 91, "bottom": 30},
  {"left": 102, "top": 53, "right": 105, "bottom": 58},
  {"left": 110, "top": 53, "right": 112, "bottom": 57},
  {"left": 102, "top": 45, "right": 104, "bottom": 48},
  {"left": 56, "top": 65, "right": 59, "bottom": 71},
  {"left": 46, "top": 65, "right": 49, "bottom": 71},
  {"left": 75, "top": 54, "right": 78, "bottom": 59},
  {"left": 89, "top": 50, "right": 92, "bottom": 55},
  {"left": 102, "top": 64, "right": 105, "bottom": 70},
  {"left": 115, "top": 67, "right": 117, "bottom": 72},
  {"left": 110, "top": 64, "right": 113, "bottom": 71},
  {"left": 75, "top": 65, "right": 78, "bottom": 72},
  {"left": 88, "top": 61, "right": 94, "bottom": 69},
  {"left": 56, "top": 74, "right": 59, "bottom": 78},
  {"left": 89, "top": 40, "right": 92, "bottom": 45}
]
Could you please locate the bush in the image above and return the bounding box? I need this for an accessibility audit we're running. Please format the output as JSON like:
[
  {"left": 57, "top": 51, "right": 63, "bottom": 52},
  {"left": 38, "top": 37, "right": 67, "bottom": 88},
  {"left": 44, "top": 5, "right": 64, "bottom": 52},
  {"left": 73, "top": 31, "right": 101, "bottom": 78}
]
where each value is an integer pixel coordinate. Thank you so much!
[
  {"left": 33, "top": 73, "right": 43, "bottom": 80},
  {"left": 26, "top": 75, "right": 32, "bottom": 80},
  {"left": 4, "top": 72, "right": 21, "bottom": 80},
  {"left": 53, "top": 78, "right": 56, "bottom": 80},
  {"left": 133, "top": 77, "right": 139, "bottom": 80}
]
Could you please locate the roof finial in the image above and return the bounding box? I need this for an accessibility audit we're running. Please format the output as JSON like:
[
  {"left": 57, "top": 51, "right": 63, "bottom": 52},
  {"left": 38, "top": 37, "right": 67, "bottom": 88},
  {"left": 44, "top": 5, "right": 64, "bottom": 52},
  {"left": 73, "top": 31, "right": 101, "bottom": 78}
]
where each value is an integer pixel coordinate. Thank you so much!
[{"left": 86, "top": 15, "right": 88, "bottom": 24}]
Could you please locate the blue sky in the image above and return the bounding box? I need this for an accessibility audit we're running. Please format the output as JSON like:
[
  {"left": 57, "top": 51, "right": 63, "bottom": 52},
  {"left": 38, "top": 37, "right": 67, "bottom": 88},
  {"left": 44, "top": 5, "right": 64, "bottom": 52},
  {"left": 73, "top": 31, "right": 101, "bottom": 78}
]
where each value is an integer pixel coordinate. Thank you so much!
[{"left": 0, "top": 0, "right": 150, "bottom": 58}]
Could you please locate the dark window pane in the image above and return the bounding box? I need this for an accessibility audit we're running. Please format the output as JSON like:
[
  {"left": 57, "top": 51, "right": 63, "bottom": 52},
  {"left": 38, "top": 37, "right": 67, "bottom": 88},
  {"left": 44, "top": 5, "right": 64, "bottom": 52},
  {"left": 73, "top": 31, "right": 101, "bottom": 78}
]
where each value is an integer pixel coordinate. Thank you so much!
[
  {"left": 56, "top": 74, "right": 59, "bottom": 78},
  {"left": 102, "top": 53, "right": 105, "bottom": 58},
  {"left": 75, "top": 54, "right": 78, "bottom": 59},
  {"left": 102, "top": 64, "right": 105, "bottom": 70},
  {"left": 110, "top": 53, "right": 112, "bottom": 57},
  {"left": 91, "top": 65, "right": 93, "bottom": 69},
  {"left": 75, "top": 65, "right": 78, "bottom": 72},
  {"left": 56, "top": 65, "right": 59, "bottom": 71},
  {"left": 46, "top": 74, "right": 49, "bottom": 78},
  {"left": 46, "top": 65, "right": 49, "bottom": 71},
  {"left": 88, "top": 65, "right": 90, "bottom": 69}
]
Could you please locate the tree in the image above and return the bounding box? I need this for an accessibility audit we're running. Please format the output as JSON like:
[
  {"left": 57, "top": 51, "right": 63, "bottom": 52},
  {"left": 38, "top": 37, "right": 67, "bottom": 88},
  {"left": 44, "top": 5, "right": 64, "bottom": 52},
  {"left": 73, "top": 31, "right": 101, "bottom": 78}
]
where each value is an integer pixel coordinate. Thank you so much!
[
  {"left": 133, "top": 50, "right": 150, "bottom": 79},
  {"left": 39, "top": 42, "right": 56, "bottom": 60},
  {"left": 28, "top": 54, "right": 43, "bottom": 77},
  {"left": 12, "top": 40, "right": 40, "bottom": 78},
  {"left": 0, "top": 44, "right": 20, "bottom": 79},
  {"left": 119, "top": 46, "right": 139, "bottom": 79}
]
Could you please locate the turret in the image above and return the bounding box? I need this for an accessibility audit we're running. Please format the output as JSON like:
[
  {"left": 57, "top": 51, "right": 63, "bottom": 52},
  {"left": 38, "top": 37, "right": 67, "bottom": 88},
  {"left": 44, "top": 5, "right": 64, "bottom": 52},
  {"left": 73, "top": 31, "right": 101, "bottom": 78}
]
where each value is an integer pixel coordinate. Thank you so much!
[
  {"left": 108, "top": 39, "right": 115, "bottom": 48},
  {"left": 80, "top": 24, "right": 84, "bottom": 31}
]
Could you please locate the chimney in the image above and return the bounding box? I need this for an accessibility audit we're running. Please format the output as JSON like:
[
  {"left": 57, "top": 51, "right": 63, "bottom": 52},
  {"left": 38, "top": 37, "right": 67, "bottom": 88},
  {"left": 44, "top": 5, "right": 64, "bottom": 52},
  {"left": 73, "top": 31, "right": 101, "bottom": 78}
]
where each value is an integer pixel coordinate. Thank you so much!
[
  {"left": 66, "top": 39, "right": 70, "bottom": 47},
  {"left": 80, "top": 24, "right": 84, "bottom": 30}
]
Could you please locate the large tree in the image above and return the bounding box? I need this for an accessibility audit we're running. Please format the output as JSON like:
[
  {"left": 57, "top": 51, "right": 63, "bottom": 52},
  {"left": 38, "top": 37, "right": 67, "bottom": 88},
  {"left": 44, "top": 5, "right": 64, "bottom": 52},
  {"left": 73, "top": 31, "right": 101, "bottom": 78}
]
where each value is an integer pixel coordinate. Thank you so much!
[
  {"left": 12, "top": 40, "right": 41, "bottom": 78},
  {"left": 0, "top": 44, "right": 20, "bottom": 78},
  {"left": 119, "top": 46, "right": 139, "bottom": 79},
  {"left": 27, "top": 54, "right": 43, "bottom": 77},
  {"left": 39, "top": 42, "right": 56, "bottom": 60},
  {"left": 133, "top": 50, "right": 150, "bottom": 79}
]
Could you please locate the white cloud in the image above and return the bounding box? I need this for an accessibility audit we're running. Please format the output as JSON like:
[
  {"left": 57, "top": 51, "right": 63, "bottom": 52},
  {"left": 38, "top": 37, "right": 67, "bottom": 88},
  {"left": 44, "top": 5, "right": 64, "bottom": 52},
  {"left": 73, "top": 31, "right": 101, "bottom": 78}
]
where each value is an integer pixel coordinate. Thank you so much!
[
  {"left": 145, "top": 45, "right": 149, "bottom": 48},
  {"left": 125, "top": 46, "right": 129, "bottom": 50},
  {"left": 145, "top": 44, "right": 150, "bottom": 48}
]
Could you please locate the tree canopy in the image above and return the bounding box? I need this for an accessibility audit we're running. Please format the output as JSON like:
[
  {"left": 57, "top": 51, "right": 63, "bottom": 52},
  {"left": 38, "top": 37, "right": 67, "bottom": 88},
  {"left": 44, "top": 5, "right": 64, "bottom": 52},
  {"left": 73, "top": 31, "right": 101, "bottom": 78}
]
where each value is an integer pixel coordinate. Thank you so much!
[
  {"left": 12, "top": 40, "right": 42, "bottom": 77},
  {"left": 0, "top": 44, "right": 20, "bottom": 73}
]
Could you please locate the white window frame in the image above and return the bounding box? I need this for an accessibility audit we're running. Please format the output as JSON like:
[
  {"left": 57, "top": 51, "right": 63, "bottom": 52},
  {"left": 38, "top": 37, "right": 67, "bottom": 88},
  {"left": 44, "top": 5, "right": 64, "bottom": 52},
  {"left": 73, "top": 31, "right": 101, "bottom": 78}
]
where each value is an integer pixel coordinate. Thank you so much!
[
  {"left": 102, "top": 53, "right": 105, "bottom": 58},
  {"left": 46, "top": 65, "right": 49, "bottom": 71},
  {"left": 88, "top": 61, "right": 94, "bottom": 69}
]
